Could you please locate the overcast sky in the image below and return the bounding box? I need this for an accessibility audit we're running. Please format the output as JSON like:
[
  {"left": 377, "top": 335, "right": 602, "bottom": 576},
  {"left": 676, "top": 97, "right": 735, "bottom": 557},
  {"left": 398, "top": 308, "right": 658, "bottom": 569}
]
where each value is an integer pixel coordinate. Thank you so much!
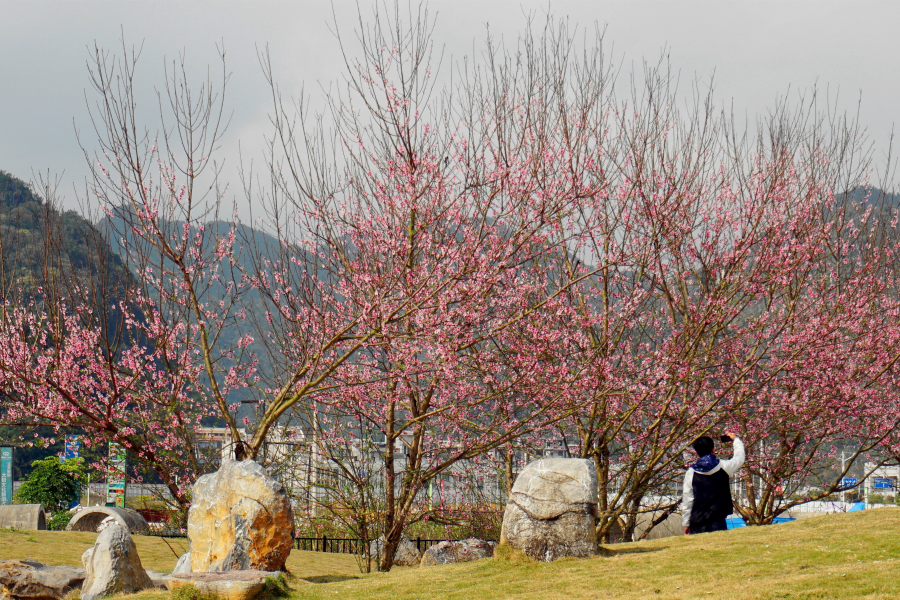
[{"left": 2, "top": 1, "right": 898, "bottom": 214}]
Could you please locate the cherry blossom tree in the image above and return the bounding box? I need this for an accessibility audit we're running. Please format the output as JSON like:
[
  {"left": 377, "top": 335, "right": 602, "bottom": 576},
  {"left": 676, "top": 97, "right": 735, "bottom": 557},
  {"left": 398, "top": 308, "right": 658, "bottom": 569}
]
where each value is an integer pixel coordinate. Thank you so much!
[
  {"left": 250, "top": 8, "right": 616, "bottom": 569},
  {"left": 545, "top": 74, "right": 900, "bottom": 538},
  {"left": 729, "top": 184, "right": 900, "bottom": 524},
  {"left": 3, "top": 4, "right": 899, "bottom": 557},
  {"left": 0, "top": 180, "right": 216, "bottom": 506}
]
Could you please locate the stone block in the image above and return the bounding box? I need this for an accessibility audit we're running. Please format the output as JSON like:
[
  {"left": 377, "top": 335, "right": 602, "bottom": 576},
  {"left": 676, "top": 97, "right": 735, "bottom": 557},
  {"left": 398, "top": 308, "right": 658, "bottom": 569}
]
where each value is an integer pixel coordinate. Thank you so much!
[
  {"left": 187, "top": 460, "right": 293, "bottom": 572},
  {"left": 499, "top": 457, "right": 597, "bottom": 561},
  {"left": 80, "top": 523, "right": 153, "bottom": 600}
]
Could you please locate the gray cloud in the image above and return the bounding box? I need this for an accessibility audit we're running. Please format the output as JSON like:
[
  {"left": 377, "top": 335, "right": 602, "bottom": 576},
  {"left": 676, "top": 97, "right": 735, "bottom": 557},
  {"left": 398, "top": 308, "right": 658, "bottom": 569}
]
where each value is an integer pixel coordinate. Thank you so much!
[{"left": 3, "top": 1, "right": 897, "bottom": 212}]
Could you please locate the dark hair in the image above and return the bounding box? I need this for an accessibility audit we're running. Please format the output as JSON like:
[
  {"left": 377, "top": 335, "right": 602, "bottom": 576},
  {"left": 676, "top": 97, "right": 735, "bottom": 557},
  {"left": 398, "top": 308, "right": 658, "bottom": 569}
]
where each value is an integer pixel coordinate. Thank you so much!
[
  {"left": 234, "top": 440, "right": 247, "bottom": 461},
  {"left": 692, "top": 436, "right": 714, "bottom": 457}
]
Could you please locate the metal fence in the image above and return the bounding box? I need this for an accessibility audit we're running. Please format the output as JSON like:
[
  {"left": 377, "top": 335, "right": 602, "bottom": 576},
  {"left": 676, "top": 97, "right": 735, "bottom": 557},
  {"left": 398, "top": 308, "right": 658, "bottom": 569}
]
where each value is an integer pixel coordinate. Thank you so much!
[
  {"left": 294, "top": 535, "right": 495, "bottom": 555},
  {"left": 295, "top": 536, "right": 366, "bottom": 554}
]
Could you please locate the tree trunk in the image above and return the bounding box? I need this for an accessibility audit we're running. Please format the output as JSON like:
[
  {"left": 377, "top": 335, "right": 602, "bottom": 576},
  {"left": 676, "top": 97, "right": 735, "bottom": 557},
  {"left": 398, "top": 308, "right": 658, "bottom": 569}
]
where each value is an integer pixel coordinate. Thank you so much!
[
  {"left": 379, "top": 402, "right": 397, "bottom": 572},
  {"left": 504, "top": 445, "right": 515, "bottom": 499}
]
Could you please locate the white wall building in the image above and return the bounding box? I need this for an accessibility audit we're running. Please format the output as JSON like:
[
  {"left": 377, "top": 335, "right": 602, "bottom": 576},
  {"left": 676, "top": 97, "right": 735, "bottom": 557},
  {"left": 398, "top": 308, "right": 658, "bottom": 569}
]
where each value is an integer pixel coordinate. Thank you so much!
[{"left": 862, "top": 462, "right": 899, "bottom": 499}]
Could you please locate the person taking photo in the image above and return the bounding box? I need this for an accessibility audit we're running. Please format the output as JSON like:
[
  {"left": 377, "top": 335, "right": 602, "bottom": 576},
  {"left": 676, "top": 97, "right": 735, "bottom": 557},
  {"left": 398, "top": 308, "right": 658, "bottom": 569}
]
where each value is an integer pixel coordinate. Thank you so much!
[{"left": 681, "top": 432, "right": 745, "bottom": 534}]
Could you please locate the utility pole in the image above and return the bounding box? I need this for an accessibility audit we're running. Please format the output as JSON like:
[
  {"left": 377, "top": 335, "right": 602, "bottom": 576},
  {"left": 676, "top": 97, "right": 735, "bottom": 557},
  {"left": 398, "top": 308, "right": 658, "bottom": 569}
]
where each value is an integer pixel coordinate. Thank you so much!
[{"left": 841, "top": 450, "right": 846, "bottom": 506}]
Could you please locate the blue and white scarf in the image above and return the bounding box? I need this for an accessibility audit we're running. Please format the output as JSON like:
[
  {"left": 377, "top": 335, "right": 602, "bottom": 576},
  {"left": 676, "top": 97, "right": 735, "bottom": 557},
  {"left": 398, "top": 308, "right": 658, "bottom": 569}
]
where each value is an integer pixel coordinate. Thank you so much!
[{"left": 692, "top": 454, "right": 720, "bottom": 473}]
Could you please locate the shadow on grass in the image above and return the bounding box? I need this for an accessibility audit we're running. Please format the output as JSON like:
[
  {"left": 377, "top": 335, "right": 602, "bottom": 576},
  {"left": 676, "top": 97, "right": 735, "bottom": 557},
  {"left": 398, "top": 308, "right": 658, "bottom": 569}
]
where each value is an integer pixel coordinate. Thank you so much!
[
  {"left": 598, "top": 545, "right": 665, "bottom": 557},
  {"left": 301, "top": 575, "right": 361, "bottom": 584}
]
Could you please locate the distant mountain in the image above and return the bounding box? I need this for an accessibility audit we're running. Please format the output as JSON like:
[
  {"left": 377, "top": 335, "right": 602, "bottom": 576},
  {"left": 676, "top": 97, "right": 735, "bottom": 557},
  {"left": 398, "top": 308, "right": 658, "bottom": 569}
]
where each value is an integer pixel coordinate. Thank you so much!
[
  {"left": 0, "top": 170, "right": 133, "bottom": 319},
  {"left": 99, "top": 209, "right": 289, "bottom": 413}
]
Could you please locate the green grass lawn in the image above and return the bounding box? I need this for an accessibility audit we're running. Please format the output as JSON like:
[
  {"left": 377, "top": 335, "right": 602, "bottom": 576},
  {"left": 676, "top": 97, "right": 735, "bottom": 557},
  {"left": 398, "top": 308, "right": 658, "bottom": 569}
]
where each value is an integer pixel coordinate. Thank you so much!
[
  {"left": 0, "top": 528, "right": 358, "bottom": 578},
  {"left": 3, "top": 509, "right": 900, "bottom": 599},
  {"left": 284, "top": 509, "right": 900, "bottom": 600}
]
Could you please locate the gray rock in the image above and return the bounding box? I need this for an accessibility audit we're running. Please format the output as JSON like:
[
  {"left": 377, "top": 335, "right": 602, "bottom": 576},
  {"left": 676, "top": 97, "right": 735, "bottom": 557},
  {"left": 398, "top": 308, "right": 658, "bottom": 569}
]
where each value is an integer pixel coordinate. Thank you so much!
[
  {"left": 187, "top": 460, "right": 293, "bottom": 573},
  {"left": 0, "top": 560, "right": 84, "bottom": 600},
  {"left": 172, "top": 552, "right": 191, "bottom": 575},
  {"left": 94, "top": 517, "right": 116, "bottom": 534},
  {"left": 368, "top": 535, "right": 422, "bottom": 567},
  {"left": 500, "top": 457, "right": 598, "bottom": 561},
  {"left": 164, "top": 570, "right": 281, "bottom": 600},
  {"left": 144, "top": 570, "right": 169, "bottom": 589},
  {"left": 393, "top": 536, "right": 423, "bottom": 567},
  {"left": 420, "top": 538, "right": 495, "bottom": 566},
  {"left": 80, "top": 522, "right": 153, "bottom": 600}
]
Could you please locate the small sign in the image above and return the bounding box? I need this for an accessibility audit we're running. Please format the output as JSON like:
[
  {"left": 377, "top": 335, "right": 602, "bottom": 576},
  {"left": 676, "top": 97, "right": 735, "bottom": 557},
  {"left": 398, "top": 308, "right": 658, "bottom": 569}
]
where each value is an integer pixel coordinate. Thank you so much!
[
  {"left": 841, "top": 477, "right": 858, "bottom": 488},
  {"left": 106, "top": 442, "right": 127, "bottom": 508},
  {"left": 874, "top": 477, "right": 894, "bottom": 489},
  {"left": 64, "top": 436, "right": 81, "bottom": 460},
  {"left": 0, "top": 448, "right": 12, "bottom": 505}
]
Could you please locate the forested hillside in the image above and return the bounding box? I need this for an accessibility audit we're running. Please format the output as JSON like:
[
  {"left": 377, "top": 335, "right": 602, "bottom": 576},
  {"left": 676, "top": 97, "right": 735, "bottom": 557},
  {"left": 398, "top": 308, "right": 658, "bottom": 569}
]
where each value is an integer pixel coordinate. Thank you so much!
[{"left": 0, "top": 170, "right": 132, "bottom": 306}]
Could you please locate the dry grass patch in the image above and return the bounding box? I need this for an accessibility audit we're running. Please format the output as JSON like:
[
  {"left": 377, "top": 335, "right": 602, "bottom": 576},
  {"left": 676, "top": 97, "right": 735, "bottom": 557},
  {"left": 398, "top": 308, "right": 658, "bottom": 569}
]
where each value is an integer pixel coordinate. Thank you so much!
[
  {"left": 492, "top": 543, "right": 537, "bottom": 566},
  {"left": 0, "top": 529, "right": 358, "bottom": 580},
  {"left": 0, "top": 529, "right": 189, "bottom": 572}
]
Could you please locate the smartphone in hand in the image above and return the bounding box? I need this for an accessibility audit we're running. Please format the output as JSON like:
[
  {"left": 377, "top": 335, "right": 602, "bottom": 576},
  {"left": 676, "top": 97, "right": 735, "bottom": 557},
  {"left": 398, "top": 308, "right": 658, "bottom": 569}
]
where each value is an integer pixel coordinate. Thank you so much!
[{"left": 719, "top": 435, "right": 732, "bottom": 443}]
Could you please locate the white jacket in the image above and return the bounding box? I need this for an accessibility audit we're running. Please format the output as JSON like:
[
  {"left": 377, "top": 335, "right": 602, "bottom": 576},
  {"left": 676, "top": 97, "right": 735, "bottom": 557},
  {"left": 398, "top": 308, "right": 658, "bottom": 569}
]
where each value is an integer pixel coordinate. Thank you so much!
[{"left": 681, "top": 437, "right": 745, "bottom": 528}]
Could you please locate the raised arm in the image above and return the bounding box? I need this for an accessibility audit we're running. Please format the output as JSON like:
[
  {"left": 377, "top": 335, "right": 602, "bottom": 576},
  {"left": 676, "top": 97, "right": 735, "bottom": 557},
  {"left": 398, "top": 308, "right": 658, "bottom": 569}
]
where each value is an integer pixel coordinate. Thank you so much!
[{"left": 719, "top": 437, "right": 746, "bottom": 477}]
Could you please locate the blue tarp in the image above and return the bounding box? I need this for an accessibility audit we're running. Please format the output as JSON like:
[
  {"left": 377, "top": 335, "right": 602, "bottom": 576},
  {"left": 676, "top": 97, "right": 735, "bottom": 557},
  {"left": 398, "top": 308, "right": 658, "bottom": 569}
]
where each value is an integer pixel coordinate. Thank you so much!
[
  {"left": 726, "top": 516, "right": 746, "bottom": 529},
  {"left": 725, "top": 515, "right": 796, "bottom": 529},
  {"left": 848, "top": 501, "right": 866, "bottom": 512}
]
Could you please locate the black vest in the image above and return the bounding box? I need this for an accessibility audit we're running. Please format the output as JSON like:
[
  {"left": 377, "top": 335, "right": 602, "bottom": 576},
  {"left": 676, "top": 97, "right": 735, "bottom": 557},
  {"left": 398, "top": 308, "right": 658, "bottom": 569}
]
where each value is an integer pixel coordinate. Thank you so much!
[{"left": 689, "top": 467, "right": 733, "bottom": 527}]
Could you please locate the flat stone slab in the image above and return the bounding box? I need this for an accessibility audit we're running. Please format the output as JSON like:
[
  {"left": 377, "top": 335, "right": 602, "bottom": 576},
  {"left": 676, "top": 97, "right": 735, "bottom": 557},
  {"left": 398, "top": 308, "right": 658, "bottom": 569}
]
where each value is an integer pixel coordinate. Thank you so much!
[
  {"left": 0, "top": 560, "right": 85, "bottom": 600},
  {"left": 164, "top": 571, "right": 281, "bottom": 600},
  {"left": 144, "top": 570, "right": 169, "bottom": 589}
]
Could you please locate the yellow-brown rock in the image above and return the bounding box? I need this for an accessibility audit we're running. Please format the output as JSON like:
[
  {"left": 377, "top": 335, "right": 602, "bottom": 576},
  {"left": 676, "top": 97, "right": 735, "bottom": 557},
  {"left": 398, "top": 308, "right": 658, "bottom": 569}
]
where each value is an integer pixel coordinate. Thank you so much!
[
  {"left": 187, "top": 460, "right": 293, "bottom": 573},
  {"left": 164, "top": 571, "right": 279, "bottom": 600}
]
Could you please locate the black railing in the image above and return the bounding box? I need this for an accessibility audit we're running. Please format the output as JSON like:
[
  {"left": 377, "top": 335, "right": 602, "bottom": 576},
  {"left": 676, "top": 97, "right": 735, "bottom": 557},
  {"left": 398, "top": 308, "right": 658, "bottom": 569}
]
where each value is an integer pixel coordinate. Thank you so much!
[
  {"left": 294, "top": 535, "right": 496, "bottom": 555},
  {"left": 295, "top": 536, "right": 366, "bottom": 554}
]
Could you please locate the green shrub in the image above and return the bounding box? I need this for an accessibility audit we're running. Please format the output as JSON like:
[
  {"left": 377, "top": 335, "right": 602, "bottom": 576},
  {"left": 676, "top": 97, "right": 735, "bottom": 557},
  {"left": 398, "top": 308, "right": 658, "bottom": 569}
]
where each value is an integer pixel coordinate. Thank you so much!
[
  {"left": 869, "top": 494, "right": 885, "bottom": 504},
  {"left": 14, "top": 457, "right": 84, "bottom": 512},
  {"left": 171, "top": 584, "right": 216, "bottom": 600},
  {"left": 259, "top": 573, "right": 292, "bottom": 600},
  {"left": 46, "top": 511, "right": 72, "bottom": 531}
]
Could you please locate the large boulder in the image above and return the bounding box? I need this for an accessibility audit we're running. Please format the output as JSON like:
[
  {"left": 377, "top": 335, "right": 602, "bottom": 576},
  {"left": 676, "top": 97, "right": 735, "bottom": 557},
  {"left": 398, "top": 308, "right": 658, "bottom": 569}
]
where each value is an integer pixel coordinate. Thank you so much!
[
  {"left": 499, "top": 457, "right": 598, "bottom": 561},
  {"left": 0, "top": 560, "right": 84, "bottom": 600},
  {"left": 368, "top": 535, "right": 422, "bottom": 567},
  {"left": 188, "top": 460, "right": 293, "bottom": 573},
  {"left": 420, "top": 538, "right": 495, "bottom": 566},
  {"left": 80, "top": 523, "right": 153, "bottom": 600},
  {"left": 164, "top": 571, "right": 280, "bottom": 600},
  {"left": 392, "top": 537, "right": 423, "bottom": 567}
]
